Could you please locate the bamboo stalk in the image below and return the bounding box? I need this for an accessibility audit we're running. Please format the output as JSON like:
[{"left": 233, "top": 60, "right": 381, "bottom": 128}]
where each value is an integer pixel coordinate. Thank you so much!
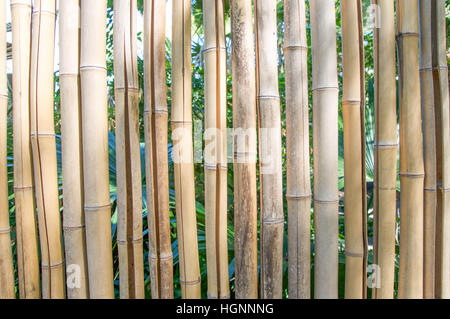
[
  {"left": 80, "top": 0, "right": 114, "bottom": 298},
  {"left": 202, "top": 0, "right": 229, "bottom": 299},
  {"left": 0, "top": 0, "right": 15, "bottom": 299},
  {"left": 372, "top": 0, "right": 397, "bottom": 299},
  {"left": 172, "top": 0, "right": 201, "bottom": 299},
  {"left": 59, "top": 0, "right": 89, "bottom": 299},
  {"left": 230, "top": 0, "right": 258, "bottom": 299},
  {"left": 396, "top": 0, "right": 424, "bottom": 299},
  {"left": 431, "top": 0, "right": 450, "bottom": 299},
  {"left": 255, "top": 0, "right": 284, "bottom": 300},
  {"left": 284, "top": 0, "right": 311, "bottom": 299},
  {"left": 310, "top": 0, "right": 339, "bottom": 299},
  {"left": 113, "top": 0, "right": 145, "bottom": 299},
  {"left": 341, "top": 0, "right": 367, "bottom": 299},
  {"left": 143, "top": 0, "right": 173, "bottom": 299}
]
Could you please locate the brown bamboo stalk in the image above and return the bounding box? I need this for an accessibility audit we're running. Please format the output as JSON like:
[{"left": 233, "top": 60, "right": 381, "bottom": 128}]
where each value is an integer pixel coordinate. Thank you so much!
[
  {"left": 341, "top": 0, "right": 367, "bottom": 299},
  {"left": 230, "top": 0, "right": 258, "bottom": 299},
  {"left": 284, "top": 0, "right": 310, "bottom": 299},
  {"left": 310, "top": 0, "right": 339, "bottom": 299},
  {"left": 143, "top": 0, "right": 173, "bottom": 299},
  {"left": 202, "top": 0, "right": 229, "bottom": 299},
  {"left": 0, "top": 0, "right": 15, "bottom": 299},
  {"left": 113, "top": 0, "right": 145, "bottom": 299},
  {"left": 372, "top": 0, "right": 397, "bottom": 300},
  {"left": 80, "top": 0, "right": 114, "bottom": 299},
  {"left": 59, "top": 0, "right": 89, "bottom": 299},
  {"left": 396, "top": 0, "right": 424, "bottom": 299},
  {"left": 418, "top": 0, "right": 436, "bottom": 299},
  {"left": 431, "top": 0, "right": 450, "bottom": 299},
  {"left": 255, "top": 0, "right": 284, "bottom": 300}
]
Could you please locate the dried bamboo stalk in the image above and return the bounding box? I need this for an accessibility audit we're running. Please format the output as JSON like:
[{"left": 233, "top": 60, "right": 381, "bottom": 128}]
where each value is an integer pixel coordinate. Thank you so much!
[
  {"left": 202, "top": 0, "right": 229, "bottom": 299},
  {"left": 310, "top": 0, "right": 339, "bottom": 299},
  {"left": 397, "top": 0, "right": 424, "bottom": 299},
  {"left": 284, "top": 0, "right": 310, "bottom": 299},
  {"left": 230, "top": 0, "right": 258, "bottom": 299},
  {"left": 143, "top": 0, "right": 173, "bottom": 299},
  {"left": 372, "top": 0, "right": 397, "bottom": 299},
  {"left": 80, "top": 0, "right": 114, "bottom": 298},
  {"left": 113, "top": 0, "right": 145, "bottom": 299}
]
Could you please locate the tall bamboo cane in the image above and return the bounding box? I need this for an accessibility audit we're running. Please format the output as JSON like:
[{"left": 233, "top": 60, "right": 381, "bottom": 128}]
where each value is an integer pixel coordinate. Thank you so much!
[
  {"left": 10, "top": 0, "right": 40, "bottom": 299},
  {"left": 397, "top": 0, "right": 424, "bottom": 299},
  {"left": 143, "top": 0, "right": 173, "bottom": 299},
  {"left": 284, "top": 0, "right": 310, "bottom": 299},
  {"left": 230, "top": 0, "right": 258, "bottom": 299},
  {"left": 310, "top": 0, "right": 339, "bottom": 299},
  {"left": 431, "top": 0, "right": 450, "bottom": 299},
  {"left": 59, "top": 0, "right": 89, "bottom": 299},
  {"left": 172, "top": 0, "right": 201, "bottom": 299},
  {"left": 255, "top": 0, "right": 284, "bottom": 300},
  {"left": 341, "top": 0, "right": 367, "bottom": 299},
  {"left": 113, "top": 0, "right": 145, "bottom": 299},
  {"left": 419, "top": 0, "right": 436, "bottom": 299},
  {"left": 0, "top": 0, "right": 15, "bottom": 299},
  {"left": 80, "top": 0, "right": 114, "bottom": 298},
  {"left": 372, "top": 0, "right": 397, "bottom": 299}
]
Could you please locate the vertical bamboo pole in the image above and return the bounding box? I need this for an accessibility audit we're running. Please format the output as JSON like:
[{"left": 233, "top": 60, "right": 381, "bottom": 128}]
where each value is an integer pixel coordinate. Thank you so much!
[
  {"left": 10, "top": 0, "right": 40, "bottom": 299},
  {"left": 29, "top": 0, "right": 65, "bottom": 299},
  {"left": 0, "top": 0, "right": 15, "bottom": 299},
  {"left": 113, "top": 0, "right": 145, "bottom": 299},
  {"left": 60, "top": 0, "right": 89, "bottom": 299},
  {"left": 202, "top": 0, "right": 229, "bottom": 299},
  {"left": 310, "top": 0, "right": 339, "bottom": 299},
  {"left": 341, "top": 0, "right": 367, "bottom": 299},
  {"left": 80, "top": 0, "right": 114, "bottom": 299},
  {"left": 431, "top": 0, "right": 450, "bottom": 299},
  {"left": 172, "top": 0, "right": 201, "bottom": 299},
  {"left": 255, "top": 0, "right": 284, "bottom": 300},
  {"left": 143, "top": 0, "right": 173, "bottom": 299},
  {"left": 230, "top": 0, "right": 258, "bottom": 299},
  {"left": 372, "top": 0, "right": 397, "bottom": 299},
  {"left": 284, "top": 0, "right": 310, "bottom": 299},
  {"left": 396, "top": 0, "right": 424, "bottom": 299}
]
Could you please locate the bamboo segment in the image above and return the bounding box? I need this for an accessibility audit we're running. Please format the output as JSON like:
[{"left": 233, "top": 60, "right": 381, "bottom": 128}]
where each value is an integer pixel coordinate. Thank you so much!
[
  {"left": 341, "top": 0, "right": 367, "bottom": 299},
  {"left": 396, "top": 1, "right": 424, "bottom": 299},
  {"left": 372, "top": 0, "right": 397, "bottom": 300},
  {"left": 80, "top": 0, "right": 114, "bottom": 299},
  {"left": 0, "top": 0, "right": 15, "bottom": 299},
  {"left": 202, "top": 0, "right": 228, "bottom": 299},
  {"left": 419, "top": 0, "right": 436, "bottom": 299},
  {"left": 59, "top": 0, "right": 89, "bottom": 299},
  {"left": 172, "top": 0, "right": 201, "bottom": 299},
  {"left": 230, "top": 0, "right": 258, "bottom": 299},
  {"left": 310, "top": 0, "right": 339, "bottom": 299},
  {"left": 143, "top": 0, "right": 174, "bottom": 299},
  {"left": 431, "top": 0, "right": 450, "bottom": 299},
  {"left": 255, "top": 0, "right": 284, "bottom": 300},
  {"left": 284, "top": 0, "right": 310, "bottom": 299},
  {"left": 113, "top": 0, "right": 145, "bottom": 299}
]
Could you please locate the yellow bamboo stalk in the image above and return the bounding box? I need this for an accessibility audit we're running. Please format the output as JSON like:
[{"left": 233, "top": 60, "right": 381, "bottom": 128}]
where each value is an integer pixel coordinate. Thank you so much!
[
  {"left": 0, "top": 0, "right": 15, "bottom": 299},
  {"left": 284, "top": 0, "right": 311, "bottom": 299},
  {"left": 143, "top": 0, "right": 173, "bottom": 299},
  {"left": 80, "top": 0, "right": 114, "bottom": 298},
  {"left": 341, "top": 0, "right": 367, "bottom": 299},
  {"left": 397, "top": 0, "right": 424, "bottom": 299},
  {"left": 202, "top": 0, "right": 229, "bottom": 299},
  {"left": 230, "top": 0, "right": 258, "bottom": 299},
  {"left": 113, "top": 0, "right": 145, "bottom": 299},
  {"left": 59, "top": 0, "right": 89, "bottom": 299},
  {"left": 310, "top": 0, "right": 339, "bottom": 299},
  {"left": 372, "top": 0, "right": 397, "bottom": 299}
]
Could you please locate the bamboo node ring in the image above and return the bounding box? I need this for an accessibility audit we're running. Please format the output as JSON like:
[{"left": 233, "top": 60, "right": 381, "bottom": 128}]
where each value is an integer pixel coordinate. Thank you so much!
[
  {"left": 202, "top": 46, "right": 226, "bottom": 54},
  {"left": 149, "top": 252, "right": 173, "bottom": 261},
  {"left": 62, "top": 224, "right": 86, "bottom": 231},
  {"left": 374, "top": 143, "right": 397, "bottom": 149},
  {"left": 397, "top": 32, "right": 419, "bottom": 38},
  {"left": 32, "top": 10, "right": 56, "bottom": 17},
  {"left": 0, "top": 227, "right": 11, "bottom": 234},
  {"left": 41, "top": 260, "right": 65, "bottom": 269},
  {"left": 84, "top": 203, "right": 112, "bottom": 212},
  {"left": 283, "top": 44, "right": 308, "bottom": 51},
  {"left": 424, "top": 187, "right": 437, "bottom": 193},
  {"left": 80, "top": 65, "right": 107, "bottom": 72},
  {"left": 314, "top": 198, "right": 339, "bottom": 204},
  {"left": 286, "top": 193, "right": 312, "bottom": 200},
  {"left": 117, "top": 237, "right": 144, "bottom": 244},
  {"left": 345, "top": 250, "right": 364, "bottom": 258},
  {"left": 13, "top": 185, "right": 33, "bottom": 191},
  {"left": 180, "top": 277, "right": 201, "bottom": 285},
  {"left": 262, "top": 218, "right": 284, "bottom": 225},
  {"left": 257, "top": 95, "right": 280, "bottom": 101},
  {"left": 312, "top": 85, "right": 339, "bottom": 92},
  {"left": 399, "top": 172, "right": 425, "bottom": 178}
]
